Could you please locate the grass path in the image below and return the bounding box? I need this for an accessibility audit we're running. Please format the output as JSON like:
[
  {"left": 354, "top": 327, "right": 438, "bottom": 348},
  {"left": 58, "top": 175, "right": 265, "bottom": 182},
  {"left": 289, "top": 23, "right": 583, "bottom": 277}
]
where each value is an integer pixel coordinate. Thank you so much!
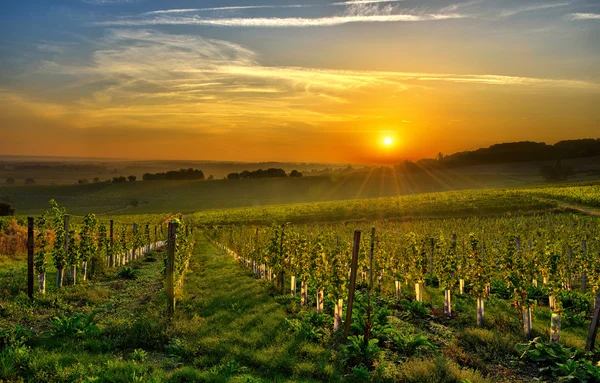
[
  {"left": 168, "top": 235, "right": 338, "bottom": 382},
  {"left": 553, "top": 200, "right": 600, "bottom": 217}
]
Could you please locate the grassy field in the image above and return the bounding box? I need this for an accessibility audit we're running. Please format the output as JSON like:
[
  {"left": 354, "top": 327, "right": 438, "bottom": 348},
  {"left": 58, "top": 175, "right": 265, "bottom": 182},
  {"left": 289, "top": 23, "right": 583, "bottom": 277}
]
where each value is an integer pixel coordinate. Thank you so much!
[
  {"left": 0, "top": 170, "right": 565, "bottom": 216},
  {"left": 0, "top": 235, "right": 337, "bottom": 382},
  {"left": 1, "top": 179, "right": 600, "bottom": 382},
  {"left": 1, "top": 234, "right": 597, "bottom": 382}
]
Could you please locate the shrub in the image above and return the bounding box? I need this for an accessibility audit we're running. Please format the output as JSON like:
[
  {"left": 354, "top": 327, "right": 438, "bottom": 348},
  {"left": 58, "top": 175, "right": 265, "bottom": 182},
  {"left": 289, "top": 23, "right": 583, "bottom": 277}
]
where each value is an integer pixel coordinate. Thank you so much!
[
  {"left": 458, "top": 328, "right": 518, "bottom": 364},
  {"left": 399, "top": 357, "right": 487, "bottom": 383},
  {"left": 49, "top": 313, "right": 100, "bottom": 339},
  {"left": 118, "top": 267, "right": 138, "bottom": 280}
]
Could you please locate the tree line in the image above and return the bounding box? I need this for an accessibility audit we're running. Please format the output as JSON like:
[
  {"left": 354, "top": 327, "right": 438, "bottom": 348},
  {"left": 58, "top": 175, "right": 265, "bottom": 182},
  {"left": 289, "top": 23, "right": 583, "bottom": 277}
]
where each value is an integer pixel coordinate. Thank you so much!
[
  {"left": 226, "top": 168, "right": 302, "bottom": 179},
  {"left": 395, "top": 139, "right": 600, "bottom": 174}
]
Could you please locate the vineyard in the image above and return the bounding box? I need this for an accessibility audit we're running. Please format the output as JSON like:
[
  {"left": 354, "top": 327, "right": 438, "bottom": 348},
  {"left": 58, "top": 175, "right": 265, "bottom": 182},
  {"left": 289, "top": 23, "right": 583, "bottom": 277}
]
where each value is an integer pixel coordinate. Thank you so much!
[
  {"left": 205, "top": 212, "right": 600, "bottom": 381},
  {"left": 0, "top": 183, "right": 599, "bottom": 382}
]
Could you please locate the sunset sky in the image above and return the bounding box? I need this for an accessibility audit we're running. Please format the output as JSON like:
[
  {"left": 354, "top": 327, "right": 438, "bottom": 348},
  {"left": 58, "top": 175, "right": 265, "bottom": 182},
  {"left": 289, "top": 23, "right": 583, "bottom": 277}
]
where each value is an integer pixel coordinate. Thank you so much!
[{"left": 0, "top": 0, "right": 599, "bottom": 163}]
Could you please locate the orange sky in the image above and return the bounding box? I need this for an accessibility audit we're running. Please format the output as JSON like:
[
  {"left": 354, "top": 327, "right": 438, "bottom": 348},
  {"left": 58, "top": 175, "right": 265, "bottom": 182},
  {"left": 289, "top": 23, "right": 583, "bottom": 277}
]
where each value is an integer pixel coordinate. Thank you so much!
[{"left": 1, "top": 1, "right": 599, "bottom": 163}]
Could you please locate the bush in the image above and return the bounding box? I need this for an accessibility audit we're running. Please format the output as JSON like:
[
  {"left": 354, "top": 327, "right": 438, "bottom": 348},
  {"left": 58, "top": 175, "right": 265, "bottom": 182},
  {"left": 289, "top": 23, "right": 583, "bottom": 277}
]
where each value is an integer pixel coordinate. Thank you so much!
[
  {"left": 559, "top": 290, "right": 591, "bottom": 316},
  {"left": 458, "top": 328, "right": 518, "bottom": 363},
  {"left": 118, "top": 267, "right": 138, "bottom": 280},
  {"left": 399, "top": 357, "right": 487, "bottom": 383},
  {"left": 50, "top": 313, "right": 100, "bottom": 339},
  {"left": 0, "top": 202, "right": 16, "bottom": 216}
]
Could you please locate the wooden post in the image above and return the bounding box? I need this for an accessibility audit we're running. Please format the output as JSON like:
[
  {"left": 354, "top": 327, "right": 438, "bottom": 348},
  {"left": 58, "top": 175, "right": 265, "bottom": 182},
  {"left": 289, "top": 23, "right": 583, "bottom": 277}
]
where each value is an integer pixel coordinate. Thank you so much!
[
  {"left": 582, "top": 240, "right": 587, "bottom": 291},
  {"left": 166, "top": 221, "right": 177, "bottom": 316},
  {"left": 365, "top": 228, "right": 375, "bottom": 340},
  {"left": 133, "top": 223, "right": 137, "bottom": 260},
  {"left": 145, "top": 224, "right": 150, "bottom": 254},
  {"left": 57, "top": 215, "right": 69, "bottom": 287},
  {"left": 345, "top": 230, "right": 361, "bottom": 338},
  {"left": 27, "top": 217, "right": 34, "bottom": 299},
  {"left": 109, "top": 220, "right": 114, "bottom": 267},
  {"left": 585, "top": 289, "right": 600, "bottom": 352}
]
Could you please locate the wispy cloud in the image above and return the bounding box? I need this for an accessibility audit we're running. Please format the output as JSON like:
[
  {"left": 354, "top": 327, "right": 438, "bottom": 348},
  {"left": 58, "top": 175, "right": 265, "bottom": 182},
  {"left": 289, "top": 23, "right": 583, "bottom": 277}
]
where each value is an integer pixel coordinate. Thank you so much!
[
  {"left": 144, "top": 5, "right": 309, "bottom": 15},
  {"left": 332, "top": 0, "right": 405, "bottom": 4},
  {"left": 94, "top": 13, "right": 467, "bottom": 27},
  {"left": 440, "top": 0, "right": 483, "bottom": 13},
  {"left": 568, "top": 13, "right": 600, "bottom": 20},
  {"left": 143, "top": 1, "right": 406, "bottom": 15},
  {"left": 500, "top": 2, "right": 570, "bottom": 17}
]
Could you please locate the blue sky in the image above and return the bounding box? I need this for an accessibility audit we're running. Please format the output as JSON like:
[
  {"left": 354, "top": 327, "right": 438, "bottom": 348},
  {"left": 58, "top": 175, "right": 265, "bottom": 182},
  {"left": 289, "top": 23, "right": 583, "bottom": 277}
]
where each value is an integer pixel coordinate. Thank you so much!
[{"left": 0, "top": 0, "right": 599, "bottom": 162}]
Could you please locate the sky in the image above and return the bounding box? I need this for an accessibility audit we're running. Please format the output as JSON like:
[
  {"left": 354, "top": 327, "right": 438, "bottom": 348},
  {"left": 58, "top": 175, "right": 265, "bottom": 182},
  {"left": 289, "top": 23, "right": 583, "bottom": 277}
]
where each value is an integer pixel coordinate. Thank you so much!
[{"left": 0, "top": 0, "right": 599, "bottom": 164}]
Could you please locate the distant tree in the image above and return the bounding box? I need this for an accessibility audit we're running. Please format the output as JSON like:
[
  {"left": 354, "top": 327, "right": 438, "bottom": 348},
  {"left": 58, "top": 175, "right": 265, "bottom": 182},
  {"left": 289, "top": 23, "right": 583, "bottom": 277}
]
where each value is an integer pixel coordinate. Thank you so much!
[
  {"left": 207, "top": 175, "right": 214, "bottom": 180},
  {"left": 143, "top": 168, "right": 204, "bottom": 181},
  {"left": 227, "top": 173, "right": 241, "bottom": 180},
  {"left": 5, "top": 178, "right": 15, "bottom": 185},
  {"left": 93, "top": 178, "right": 101, "bottom": 183},
  {"left": 236, "top": 168, "right": 287, "bottom": 179},
  {"left": 128, "top": 175, "right": 137, "bottom": 182},
  {"left": 78, "top": 179, "right": 89, "bottom": 185},
  {"left": 112, "top": 176, "right": 127, "bottom": 184},
  {"left": 541, "top": 160, "right": 575, "bottom": 182},
  {"left": 25, "top": 178, "right": 36, "bottom": 185},
  {"left": 289, "top": 170, "right": 303, "bottom": 178},
  {"left": 0, "top": 202, "right": 16, "bottom": 216}
]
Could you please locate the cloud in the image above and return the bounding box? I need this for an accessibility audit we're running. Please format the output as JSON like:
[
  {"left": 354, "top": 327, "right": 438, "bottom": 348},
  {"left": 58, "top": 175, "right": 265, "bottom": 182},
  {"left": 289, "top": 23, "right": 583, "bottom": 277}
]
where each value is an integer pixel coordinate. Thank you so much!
[
  {"left": 568, "top": 13, "right": 600, "bottom": 20},
  {"left": 332, "top": 0, "right": 405, "bottom": 4},
  {"left": 9, "top": 28, "right": 598, "bottom": 140},
  {"left": 144, "top": 5, "right": 309, "bottom": 15},
  {"left": 500, "top": 2, "right": 570, "bottom": 17},
  {"left": 143, "top": 1, "right": 405, "bottom": 15},
  {"left": 94, "top": 13, "right": 467, "bottom": 28}
]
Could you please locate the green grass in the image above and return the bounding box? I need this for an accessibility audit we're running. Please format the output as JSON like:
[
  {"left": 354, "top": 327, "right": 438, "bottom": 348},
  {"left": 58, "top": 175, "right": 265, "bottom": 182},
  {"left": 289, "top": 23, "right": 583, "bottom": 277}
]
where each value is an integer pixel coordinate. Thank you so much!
[
  {"left": 2, "top": 233, "right": 598, "bottom": 382},
  {"left": 0, "top": 235, "right": 338, "bottom": 382}
]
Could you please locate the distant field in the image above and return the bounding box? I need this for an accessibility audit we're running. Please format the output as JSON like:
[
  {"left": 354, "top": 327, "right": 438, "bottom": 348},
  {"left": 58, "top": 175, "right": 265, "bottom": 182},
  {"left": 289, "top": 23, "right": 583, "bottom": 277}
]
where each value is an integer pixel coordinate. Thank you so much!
[{"left": 0, "top": 168, "right": 577, "bottom": 216}]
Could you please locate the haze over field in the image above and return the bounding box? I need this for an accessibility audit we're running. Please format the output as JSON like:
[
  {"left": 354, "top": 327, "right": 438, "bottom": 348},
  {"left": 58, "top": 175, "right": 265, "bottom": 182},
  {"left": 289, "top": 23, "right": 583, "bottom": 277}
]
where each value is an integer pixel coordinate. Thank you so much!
[{"left": 1, "top": 0, "right": 599, "bottom": 163}]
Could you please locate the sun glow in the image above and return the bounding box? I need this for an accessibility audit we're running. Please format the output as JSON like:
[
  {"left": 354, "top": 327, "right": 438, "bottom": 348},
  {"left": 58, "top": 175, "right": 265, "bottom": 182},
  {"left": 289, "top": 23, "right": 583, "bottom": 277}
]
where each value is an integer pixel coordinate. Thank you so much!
[{"left": 383, "top": 137, "right": 393, "bottom": 146}]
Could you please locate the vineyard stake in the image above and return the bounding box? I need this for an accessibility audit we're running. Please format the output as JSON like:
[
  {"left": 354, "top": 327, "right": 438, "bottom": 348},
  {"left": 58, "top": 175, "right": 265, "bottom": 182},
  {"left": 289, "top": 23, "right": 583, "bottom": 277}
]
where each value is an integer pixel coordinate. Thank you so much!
[
  {"left": 365, "top": 227, "right": 375, "bottom": 346},
  {"left": 166, "top": 221, "right": 178, "bottom": 317},
  {"left": 585, "top": 289, "right": 600, "bottom": 352},
  {"left": 109, "top": 220, "right": 114, "bottom": 267},
  {"left": 146, "top": 224, "right": 150, "bottom": 254},
  {"left": 27, "top": 217, "right": 34, "bottom": 299},
  {"left": 57, "top": 214, "right": 69, "bottom": 287},
  {"left": 133, "top": 223, "right": 137, "bottom": 260},
  {"left": 345, "top": 230, "right": 361, "bottom": 338}
]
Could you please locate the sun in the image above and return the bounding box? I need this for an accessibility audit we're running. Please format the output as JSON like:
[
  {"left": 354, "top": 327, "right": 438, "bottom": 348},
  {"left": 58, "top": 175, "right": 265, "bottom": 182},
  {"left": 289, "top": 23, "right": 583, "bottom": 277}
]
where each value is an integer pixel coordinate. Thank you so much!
[{"left": 383, "top": 137, "right": 393, "bottom": 146}]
